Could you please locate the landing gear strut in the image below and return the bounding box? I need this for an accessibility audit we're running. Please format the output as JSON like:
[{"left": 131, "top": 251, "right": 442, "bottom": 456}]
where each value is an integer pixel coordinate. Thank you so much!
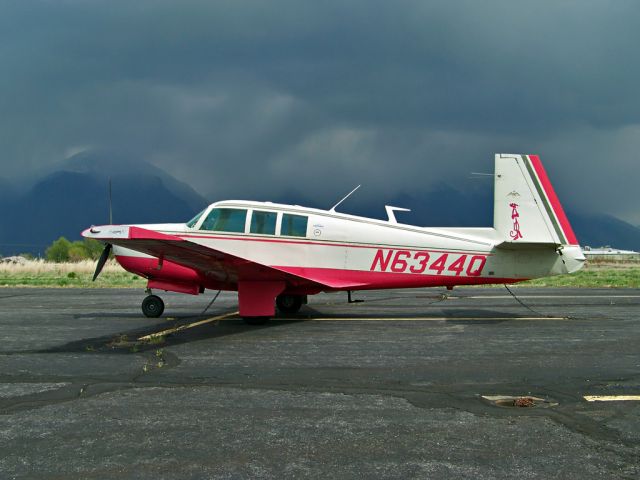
[
  {"left": 142, "top": 294, "right": 165, "bottom": 318},
  {"left": 275, "top": 294, "right": 304, "bottom": 314}
]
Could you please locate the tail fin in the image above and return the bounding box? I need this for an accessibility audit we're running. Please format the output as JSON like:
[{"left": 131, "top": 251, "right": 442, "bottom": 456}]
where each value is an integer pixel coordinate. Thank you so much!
[{"left": 494, "top": 154, "right": 579, "bottom": 246}]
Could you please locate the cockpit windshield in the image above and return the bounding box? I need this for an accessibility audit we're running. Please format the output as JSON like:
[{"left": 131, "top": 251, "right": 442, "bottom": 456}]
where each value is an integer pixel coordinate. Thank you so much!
[{"left": 186, "top": 209, "right": 207, "bottom": 228}]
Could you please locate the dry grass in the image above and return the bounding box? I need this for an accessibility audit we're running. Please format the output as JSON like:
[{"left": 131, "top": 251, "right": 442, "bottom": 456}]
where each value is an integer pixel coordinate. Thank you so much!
[
  {"left": 0, "top": 259, "right": 122, "bottom": 275},
  {"left": 0, "top": 258, "right": 638, "bottom": 289},
  {"left": 0, "top": 259, "right": 144, "bottom": 288}
]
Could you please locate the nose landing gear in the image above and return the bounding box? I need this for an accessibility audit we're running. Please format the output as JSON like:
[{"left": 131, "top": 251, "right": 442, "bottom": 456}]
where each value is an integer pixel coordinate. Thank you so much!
[{"left": 142, "top": 294, "right": 165, "bottom": 318}]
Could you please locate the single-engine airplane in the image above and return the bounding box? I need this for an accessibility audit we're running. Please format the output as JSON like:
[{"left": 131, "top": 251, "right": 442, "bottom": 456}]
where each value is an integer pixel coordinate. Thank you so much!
[{"left": 83, "top": 154, "right": 585, "bottom": 323}]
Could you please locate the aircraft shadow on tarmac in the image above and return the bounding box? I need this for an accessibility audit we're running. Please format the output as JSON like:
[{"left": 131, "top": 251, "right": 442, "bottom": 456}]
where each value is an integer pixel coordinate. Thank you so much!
[
  {"left": 301, "top": 306, "right": 536, "bottom": 324},
  {"left": 41, "top": 305, "right": 534, "bottom": 355},
  {"left": 40, "top": 310, "right": 309, "bottom": 355}
]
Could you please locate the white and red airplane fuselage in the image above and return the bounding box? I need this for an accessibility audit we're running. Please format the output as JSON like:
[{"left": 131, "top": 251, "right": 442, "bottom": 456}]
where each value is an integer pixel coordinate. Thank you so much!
[{"left": 83, "top": 154, "right": 585, "bottom": 320}]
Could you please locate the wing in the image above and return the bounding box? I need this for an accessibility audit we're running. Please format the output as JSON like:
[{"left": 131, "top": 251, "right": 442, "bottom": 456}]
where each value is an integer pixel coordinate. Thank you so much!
[{"left": 83, "top": 225, "right": 350, "bottom": 289}]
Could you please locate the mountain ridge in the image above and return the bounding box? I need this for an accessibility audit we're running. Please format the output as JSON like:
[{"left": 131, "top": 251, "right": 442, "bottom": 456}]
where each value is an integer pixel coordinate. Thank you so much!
[
  {"left": 1, "top": 155, "right": 638, "bottom": 255},
  {"left": 0, "top": 152, "right": 209, "bottom": 256}
]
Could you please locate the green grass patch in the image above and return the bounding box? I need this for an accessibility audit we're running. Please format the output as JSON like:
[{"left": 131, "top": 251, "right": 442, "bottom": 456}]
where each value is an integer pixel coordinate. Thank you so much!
[
  {"left": 1, "top": 261, "right": 638, "bottom": 289},
  {"left": 519, "top": 266, "right": 640, "bottom": 288}
]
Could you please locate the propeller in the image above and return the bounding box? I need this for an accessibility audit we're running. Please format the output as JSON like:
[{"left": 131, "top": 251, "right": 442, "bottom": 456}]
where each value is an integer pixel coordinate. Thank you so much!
[
  {"left": 92, "top": 243, "right": 112, "bottom": 281},
  {"left": 92, "top": 177, "right": 114, "bottom": 282}
]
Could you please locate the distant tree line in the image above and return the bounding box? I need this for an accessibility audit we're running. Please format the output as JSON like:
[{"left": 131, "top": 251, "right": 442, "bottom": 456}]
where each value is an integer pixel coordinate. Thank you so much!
[{"left": 44, "top": 237, "right": 105, "bottom": 262}]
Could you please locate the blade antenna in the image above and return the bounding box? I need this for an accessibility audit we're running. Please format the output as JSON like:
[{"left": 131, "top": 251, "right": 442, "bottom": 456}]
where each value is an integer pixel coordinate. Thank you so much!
[
  {"left": 108, "top": 177, "right": 113, "bottom": 224},
  {"left": 329, "top": 185, "right": 361, "bottom": 213}
]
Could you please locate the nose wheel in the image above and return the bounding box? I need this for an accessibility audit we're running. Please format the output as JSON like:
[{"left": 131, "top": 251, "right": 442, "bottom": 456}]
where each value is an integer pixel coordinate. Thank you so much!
[{"left": 142, "top": 294, "right": 165, "bottom": 318}]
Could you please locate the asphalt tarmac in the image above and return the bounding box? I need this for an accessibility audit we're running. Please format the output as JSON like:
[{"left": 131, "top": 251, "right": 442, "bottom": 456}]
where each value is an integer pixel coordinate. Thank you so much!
[{"left": 0, "top": 287, "right": 639, "bottom": 479}]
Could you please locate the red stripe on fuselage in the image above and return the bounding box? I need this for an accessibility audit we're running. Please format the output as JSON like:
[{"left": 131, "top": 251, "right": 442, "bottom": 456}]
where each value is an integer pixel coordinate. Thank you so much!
[
  {"left": 262, "top": 266, "right": 523, "bottom": 291},
  {"left": 115, "top": 253, "right": 524, "bottom": 292},
  {"left": 528, "top": 155, "right": 579, "bottom": 245},
  {"left": 178, "top": 233, "right": 491, "bottom": 255}
]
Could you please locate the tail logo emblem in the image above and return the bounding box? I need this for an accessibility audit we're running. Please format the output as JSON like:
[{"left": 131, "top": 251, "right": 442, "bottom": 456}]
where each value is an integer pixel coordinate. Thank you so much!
[{"left": 509, "top": 202, "right": 523, "bottom": 240}]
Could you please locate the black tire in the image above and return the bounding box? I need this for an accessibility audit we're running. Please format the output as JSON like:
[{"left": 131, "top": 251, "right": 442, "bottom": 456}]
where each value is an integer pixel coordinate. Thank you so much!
[
  {"left": 142, "top": 295, "right": 165, "bottom": 318},
  {"left": 276, "top": 294, "right": 303, "bottom": 314},
  {"left": 243, "top": 316, "right": 270, "bottom": 325}
]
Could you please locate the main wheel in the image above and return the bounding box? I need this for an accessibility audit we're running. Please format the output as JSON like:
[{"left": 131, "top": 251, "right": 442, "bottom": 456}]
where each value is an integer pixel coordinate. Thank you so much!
[
  {"left": 276, "top": 294, "right": 303, "bottom": 314},
  {"left": 142, "top": 295, "right": 165, "bottom": 318},
  {"left": 243, "top": 317, "right": 270, "bottom": 326}
]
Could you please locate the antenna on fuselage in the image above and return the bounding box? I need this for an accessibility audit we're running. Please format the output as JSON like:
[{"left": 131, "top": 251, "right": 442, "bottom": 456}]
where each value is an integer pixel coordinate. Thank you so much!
[
  {"left": 470, "top": 172, "right": 500, "bottom": 179},
  {"left": 329, "top": 185, "right": 361, "bottom": 213}
]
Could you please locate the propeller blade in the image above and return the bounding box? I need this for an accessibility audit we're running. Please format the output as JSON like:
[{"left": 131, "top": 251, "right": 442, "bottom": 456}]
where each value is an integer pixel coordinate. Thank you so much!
[{"left": 92, "top": 243, "right": 112, "bottom": 281}]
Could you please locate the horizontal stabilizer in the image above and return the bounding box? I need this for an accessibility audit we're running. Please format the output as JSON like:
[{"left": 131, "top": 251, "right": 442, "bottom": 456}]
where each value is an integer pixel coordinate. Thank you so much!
[{"left": 494, "top": 242, "right": 559, "bottom": 251}]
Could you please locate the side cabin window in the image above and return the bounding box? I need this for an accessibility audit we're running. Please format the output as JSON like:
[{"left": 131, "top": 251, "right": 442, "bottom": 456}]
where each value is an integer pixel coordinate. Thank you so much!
[
  {"left": 200, "top": 208, "right": 247, "bottom": 233},
  {"left": 250, "top": 210, "right": 277, "bottom": 235},
  {"left": 281, "top": 213, "right": 308, "bottom": 237}
]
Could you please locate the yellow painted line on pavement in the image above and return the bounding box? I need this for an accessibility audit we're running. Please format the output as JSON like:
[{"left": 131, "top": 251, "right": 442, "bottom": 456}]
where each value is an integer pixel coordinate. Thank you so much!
[
  {"left": 136, "top": 313, "right": 568, "bottom": 340},
  {"left": 138, "top": 311, "right": 239, "bottom": 341},
  {"left": 283, "top": 316, "right": 567, "bottom": 322},
  {"left": 583, "top": 395, "right": 640, "bottom": 402},
  {"left": 453, "top": 295, "right": 640, "bottom": 300}
]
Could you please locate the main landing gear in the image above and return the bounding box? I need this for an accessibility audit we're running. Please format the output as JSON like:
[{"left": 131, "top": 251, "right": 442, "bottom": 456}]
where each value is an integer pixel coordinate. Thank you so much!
[
  {"left": 241, "top": 294, "right": 306, "bottom": 325},
  {"left": 142, "top": 294, "right": 165, "bottom": 318},
  {"left": 139, "top": 292, "right": 304, "bottom": 321}
]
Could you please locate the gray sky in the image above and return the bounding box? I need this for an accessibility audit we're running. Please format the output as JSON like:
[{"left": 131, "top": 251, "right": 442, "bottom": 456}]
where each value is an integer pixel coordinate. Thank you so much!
[{"left": 1, "top": 0, "right": 639, "bottom": 222}]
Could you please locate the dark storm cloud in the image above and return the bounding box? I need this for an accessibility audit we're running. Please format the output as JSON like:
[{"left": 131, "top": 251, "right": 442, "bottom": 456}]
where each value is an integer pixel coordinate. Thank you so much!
[{"left": 1, "top": 0, "right": 639, "bottom": 221}]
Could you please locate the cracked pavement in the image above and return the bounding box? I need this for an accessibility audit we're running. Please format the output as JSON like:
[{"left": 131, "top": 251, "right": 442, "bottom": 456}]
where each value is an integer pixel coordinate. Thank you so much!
[{"left": 0, "top": 287, "right": 639, "bottom": 479}]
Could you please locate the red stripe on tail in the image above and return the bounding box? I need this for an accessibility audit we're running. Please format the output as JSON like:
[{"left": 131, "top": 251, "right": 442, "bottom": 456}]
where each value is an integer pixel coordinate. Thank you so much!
[{"left": 528, "top": 155, "right": 579, "bottom": 245}]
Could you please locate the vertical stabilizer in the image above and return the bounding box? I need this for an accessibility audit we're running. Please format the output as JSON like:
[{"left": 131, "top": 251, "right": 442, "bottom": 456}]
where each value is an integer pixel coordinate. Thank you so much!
[{"left": 494, "top": 154, "right": 578, "bottom": 246}]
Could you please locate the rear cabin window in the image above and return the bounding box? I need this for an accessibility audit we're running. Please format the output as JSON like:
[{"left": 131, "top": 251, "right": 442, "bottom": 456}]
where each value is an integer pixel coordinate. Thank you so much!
[
  {"left": 281, "top": 213, "right": 308, "bottom": 237},
  {"left": 200, "top": 208, "right": 247, "bottom": 233},
  {"left": 250, "top": 210, "right": 277, "bottom": 235}
]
